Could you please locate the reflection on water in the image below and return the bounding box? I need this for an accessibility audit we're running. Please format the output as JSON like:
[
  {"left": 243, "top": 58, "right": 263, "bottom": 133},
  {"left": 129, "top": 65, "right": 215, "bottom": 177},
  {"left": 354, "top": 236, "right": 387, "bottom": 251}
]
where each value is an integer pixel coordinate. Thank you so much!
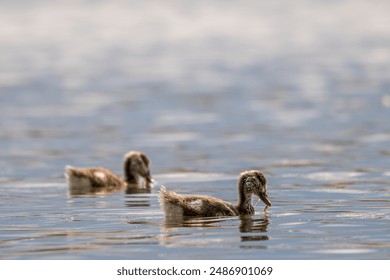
[
  {"left": 68, "top": 181, "right": 152, "bottom": 197},
  {"left": 239, "top": 216, "right": 269, "bottom": 250},
  {"left": 239, "top": 215, "right": 269, "bottom": 234},
  {"left": 68, "top": 185, "right": 124, "bottom": 197},
  {"left": 125, "top": 185, "right": 152, "bottom": 195},
  {"left": 125, "top": 194, "right": 152, "bottom": 208},
  {"left": 162, "top": 215, "right": 240, "bottom": 230}
]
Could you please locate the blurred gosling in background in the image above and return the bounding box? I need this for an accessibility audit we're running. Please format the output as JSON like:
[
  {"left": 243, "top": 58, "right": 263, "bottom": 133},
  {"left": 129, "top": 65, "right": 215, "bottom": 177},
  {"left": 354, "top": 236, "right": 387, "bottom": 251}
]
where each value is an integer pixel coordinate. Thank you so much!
[{"left": 65, "top": 151, "right": 152, "bottom": 195}]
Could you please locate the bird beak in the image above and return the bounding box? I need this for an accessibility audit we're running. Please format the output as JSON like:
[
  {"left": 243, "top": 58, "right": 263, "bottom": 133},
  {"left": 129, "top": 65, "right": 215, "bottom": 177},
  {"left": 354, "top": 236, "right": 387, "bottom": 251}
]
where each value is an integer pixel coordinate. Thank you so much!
[
  {"left": 145, "top": 172, "right": 153, "bottom": 184},
  {"left": 259, "top": 192, "right": 271, "bottom": 207}
]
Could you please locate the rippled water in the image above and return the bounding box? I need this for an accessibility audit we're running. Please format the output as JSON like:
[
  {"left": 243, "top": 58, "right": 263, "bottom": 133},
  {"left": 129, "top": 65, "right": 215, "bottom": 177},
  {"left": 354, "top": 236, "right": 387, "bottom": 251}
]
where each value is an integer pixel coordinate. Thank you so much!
[{"left": 0, "top": 0, "right": 389, "bottom": 259}]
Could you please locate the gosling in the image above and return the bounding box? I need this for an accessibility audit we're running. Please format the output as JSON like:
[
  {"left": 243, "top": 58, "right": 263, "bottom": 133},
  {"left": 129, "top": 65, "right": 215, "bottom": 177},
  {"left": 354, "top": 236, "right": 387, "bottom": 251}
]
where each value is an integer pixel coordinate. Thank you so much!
[
  {"left": 159, "top": 170, "right": 271, "bottom": 217},
  {"left": 65, "top": 151, "right": 152, "bottom": 195}
]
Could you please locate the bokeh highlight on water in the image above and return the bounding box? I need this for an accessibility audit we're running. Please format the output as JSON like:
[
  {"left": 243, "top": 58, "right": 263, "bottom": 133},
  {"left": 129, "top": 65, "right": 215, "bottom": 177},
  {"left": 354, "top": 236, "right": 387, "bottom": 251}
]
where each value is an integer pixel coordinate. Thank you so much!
[{"left": 0, "top": 0, "right": 389, "bottom": 259}]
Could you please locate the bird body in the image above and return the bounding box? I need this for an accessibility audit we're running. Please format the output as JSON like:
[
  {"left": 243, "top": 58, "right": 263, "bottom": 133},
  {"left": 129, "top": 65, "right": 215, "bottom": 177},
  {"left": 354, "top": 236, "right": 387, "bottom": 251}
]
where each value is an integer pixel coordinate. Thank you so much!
[
  {"left": 160, "top": 187, "right": 239, "bottom": 216},
  {"left": 65, "top": 166, "right": 125, "bottom": 194}
]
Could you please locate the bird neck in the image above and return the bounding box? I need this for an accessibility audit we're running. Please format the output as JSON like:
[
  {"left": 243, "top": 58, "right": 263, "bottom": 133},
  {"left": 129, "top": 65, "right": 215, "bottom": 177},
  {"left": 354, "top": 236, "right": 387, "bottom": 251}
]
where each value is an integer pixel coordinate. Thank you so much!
[
  {"left": 124, "top": 157, "right": 140, "bottom": 184},
  {"left": 237, "top": 180, "right": 254, "bottom": 214},
  {"left": 124, "top": 170, "right": 139, "bottom": 184}
]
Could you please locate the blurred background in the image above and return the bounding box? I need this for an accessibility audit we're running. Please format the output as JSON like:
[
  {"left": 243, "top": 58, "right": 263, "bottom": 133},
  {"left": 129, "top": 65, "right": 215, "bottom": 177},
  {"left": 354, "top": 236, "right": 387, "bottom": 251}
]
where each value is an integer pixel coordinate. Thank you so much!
[
  {"left": 0, "top": 0, "right": 389, "bottom": 259},
  {"left": 1, "top": 0, "right": 389, "bottom": 180}
]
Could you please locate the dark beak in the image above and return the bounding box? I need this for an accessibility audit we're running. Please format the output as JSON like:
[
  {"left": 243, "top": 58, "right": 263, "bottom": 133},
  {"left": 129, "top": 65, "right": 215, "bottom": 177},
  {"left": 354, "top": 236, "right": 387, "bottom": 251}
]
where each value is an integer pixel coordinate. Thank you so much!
[
  {"left": 259, "top": 192, "right": 271, "bottom": 207},
  {"left": 145, "top": 172, "right": 153, "bottom": 184}
]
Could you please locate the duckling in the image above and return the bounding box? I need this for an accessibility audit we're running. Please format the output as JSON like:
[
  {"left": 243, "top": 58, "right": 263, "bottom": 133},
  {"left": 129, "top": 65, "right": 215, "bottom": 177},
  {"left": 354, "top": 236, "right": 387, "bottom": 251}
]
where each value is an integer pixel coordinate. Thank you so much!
[
  {"left": 65, "top": 151, "right": 152, "bottom": 195},
  {"left": 159, "top": 170, "right": 271, "bottom": 217}
]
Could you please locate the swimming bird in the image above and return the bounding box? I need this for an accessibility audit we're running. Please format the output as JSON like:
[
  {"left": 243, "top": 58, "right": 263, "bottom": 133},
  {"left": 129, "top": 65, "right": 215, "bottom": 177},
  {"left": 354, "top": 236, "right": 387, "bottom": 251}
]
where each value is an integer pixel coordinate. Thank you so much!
[
  {"left": 159, "top": 170, "right": 271, "bottom": 217},
  {"left": 65, "top": 151, "right": 152, "bottom": 195}
]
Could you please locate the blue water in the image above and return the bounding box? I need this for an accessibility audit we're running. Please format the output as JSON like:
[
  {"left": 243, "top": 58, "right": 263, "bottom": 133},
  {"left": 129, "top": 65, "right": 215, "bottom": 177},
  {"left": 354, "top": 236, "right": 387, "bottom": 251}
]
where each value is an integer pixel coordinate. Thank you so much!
[{"left": 0, "top": 0, "right": 389, "bottom": 259}]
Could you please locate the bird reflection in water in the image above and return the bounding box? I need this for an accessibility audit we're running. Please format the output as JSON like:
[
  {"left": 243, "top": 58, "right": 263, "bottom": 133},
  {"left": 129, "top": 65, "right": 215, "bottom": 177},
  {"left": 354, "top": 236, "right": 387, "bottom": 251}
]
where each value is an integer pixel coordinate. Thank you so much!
[
  {"left": 67, "top": 181, "right": 152, "bottom": 197},
  {"left": 125, "top": 184, "right": 152, "bottom": 195},
  {"left": 161, "top": 215, "right": 231, "bottom": 232},
  {"left": 160, "top": 212, "right": 269, "bottom": 235},
  {"left": 124, "top": 193, "right": 153, "bottom": 208},
  {"left": 239, "top": 214, "right": 269, "bottom": 247}
]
